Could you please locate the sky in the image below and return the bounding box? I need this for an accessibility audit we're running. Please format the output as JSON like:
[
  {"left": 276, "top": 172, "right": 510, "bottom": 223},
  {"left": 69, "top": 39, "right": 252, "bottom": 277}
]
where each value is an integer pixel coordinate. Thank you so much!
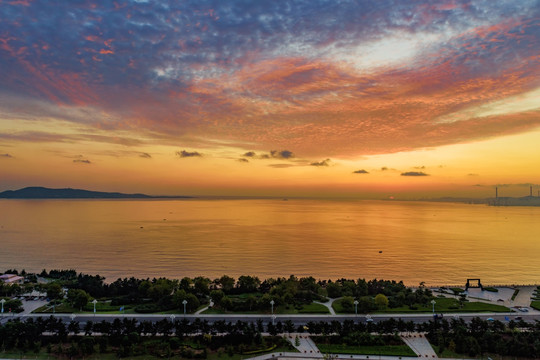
[{"left": 0, "top": 0, "right": 539, "bottom": 198}]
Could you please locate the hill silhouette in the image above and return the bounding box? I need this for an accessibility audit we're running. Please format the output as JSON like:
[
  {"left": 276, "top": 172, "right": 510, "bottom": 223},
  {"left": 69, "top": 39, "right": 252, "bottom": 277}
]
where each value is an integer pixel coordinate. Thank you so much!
[{"left": 0, "top": 187, "right": 155, "bottom": 199}]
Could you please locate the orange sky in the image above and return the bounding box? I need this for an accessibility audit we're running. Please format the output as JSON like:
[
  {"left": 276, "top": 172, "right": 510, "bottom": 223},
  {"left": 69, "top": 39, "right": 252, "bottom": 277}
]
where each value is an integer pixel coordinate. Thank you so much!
[{"left": 1, "top": 1, "right": 539, "bottom": 198}]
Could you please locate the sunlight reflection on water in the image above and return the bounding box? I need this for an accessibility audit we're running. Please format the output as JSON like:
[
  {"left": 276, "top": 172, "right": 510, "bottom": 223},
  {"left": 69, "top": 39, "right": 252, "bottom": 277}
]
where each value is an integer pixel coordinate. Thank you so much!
[{"left": 1, "top": 199, "right": 539, "bottom": 285}]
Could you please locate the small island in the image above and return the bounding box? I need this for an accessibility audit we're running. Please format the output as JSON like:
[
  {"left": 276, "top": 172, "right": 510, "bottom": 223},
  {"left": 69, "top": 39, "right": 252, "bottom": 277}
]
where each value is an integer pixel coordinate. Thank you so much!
[{"left": 0, "top": 187, "right": 191, "bottom": 199}]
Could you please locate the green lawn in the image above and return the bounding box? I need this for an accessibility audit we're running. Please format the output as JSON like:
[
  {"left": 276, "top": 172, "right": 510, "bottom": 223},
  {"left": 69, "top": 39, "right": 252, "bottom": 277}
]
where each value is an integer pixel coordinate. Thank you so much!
[
  {"left": 380, "top": 297, "right": 509, "bottom": 313},
  {"left": 333, "top": 297, "right": 510, "bottom": 314},
  {"left": 202, "top": 302, "right": 329, "bottom": 314},
  {"left": 33, "top": 302, "right": 77, "bottom": 313},
  {"left": 316, "top": 344, "right": 416, "bottom": 357},
  {"left": 531, "top": 300, "right": 540, "bottom": 310},
  {"left": 511, "top": 289, "right": 520, "bottom": 300},
  {"left": 431, "top": 345, "right": 526, "bottom": 360}
]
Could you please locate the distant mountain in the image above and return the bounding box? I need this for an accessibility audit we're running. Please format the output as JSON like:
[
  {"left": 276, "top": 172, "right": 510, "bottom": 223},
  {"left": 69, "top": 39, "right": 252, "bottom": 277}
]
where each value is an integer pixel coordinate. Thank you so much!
[
  {"left": 0, "top": 187, "right": 155, "bottom": 199},
  {"left": 488, "top": 196, "right": 540, "bottom": 207}
]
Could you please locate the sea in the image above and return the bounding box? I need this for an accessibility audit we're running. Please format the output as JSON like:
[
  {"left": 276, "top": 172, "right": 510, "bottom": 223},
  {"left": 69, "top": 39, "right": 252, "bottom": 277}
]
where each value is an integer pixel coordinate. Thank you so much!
[{"left": 1, "top": 198, "right": 539, "bottom": 286}]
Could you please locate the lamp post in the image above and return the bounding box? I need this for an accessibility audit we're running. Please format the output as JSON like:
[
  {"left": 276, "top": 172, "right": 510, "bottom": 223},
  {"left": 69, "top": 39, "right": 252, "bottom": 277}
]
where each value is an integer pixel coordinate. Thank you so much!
[
  {"left": 170, "top": 314, "right": 176, "bottom": 322},
  {"left": 182, "top": 299, "right": 187, "bottom": 315},
  {"left": 354, "top": 300, "right": 358, "bottom": 316},
  {"left": 0, "top": 299, "right": 5, "bottom": 317},
  {"left": 431, "top": 300, "right": 436, "bottom": 316},
  {"left": 270, "top": 300, "right": 275, "bottom": 325},
  {"left": 92, "top": 299, "right": 98, "bottom": 316}
]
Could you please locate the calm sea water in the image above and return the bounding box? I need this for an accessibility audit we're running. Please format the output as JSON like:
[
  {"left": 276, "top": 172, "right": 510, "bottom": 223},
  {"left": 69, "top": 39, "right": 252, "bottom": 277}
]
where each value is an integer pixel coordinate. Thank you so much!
[{"left": 1, "top": 199, "right": 539, "bottom": 286}]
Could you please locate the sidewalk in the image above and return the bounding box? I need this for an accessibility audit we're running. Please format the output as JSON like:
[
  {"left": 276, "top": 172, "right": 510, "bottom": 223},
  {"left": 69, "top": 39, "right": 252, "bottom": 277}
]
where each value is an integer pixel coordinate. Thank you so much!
[
  {"left": 400, "top": 333, "right": 437, "bottom": 358},
  {"left": 314, "top": 298, "right": 337, "bottom": 315}
]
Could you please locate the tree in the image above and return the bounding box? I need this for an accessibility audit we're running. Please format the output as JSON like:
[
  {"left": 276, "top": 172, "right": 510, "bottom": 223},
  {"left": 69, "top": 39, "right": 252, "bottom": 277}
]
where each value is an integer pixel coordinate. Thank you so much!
[
  {"left": 193, "top": 277, "right": 210, "bottom": 296},
  {"left": 326, "top": 282, "right": 342, "bottom": 298},
  {"left": 210, "top": 290, "right": 225, "bottom": 305},
  {"left": 285, "top": 320, "right": 295, "bottom": 334},
  {"left": 179, "top": 277, "right": 192, "bottom": 291},
  {"left": 341, "top": 296, "right": 354, "bottom": 312},
  {"left": 138, "top": 280, "right": 152, "bottom": 297},
  {"left": 185, "top": 293, "right": 200, "bottom": 312},
  {"left": 173, "top": 289, "right": 199, "bottom": 311},
  {"left": 148, "top": 278, "right": 174, "bottom": 301},
  {"left": 357, "top": 296, "right": 374, "bottom": 313},
  {"left": 374, "top": 293, "right": 389, "bottom": 310},
  {"left": 246, "top": 295, "right": 257, "bottom": 311},
  {"left": 46, "top": 283, "right": 62, "bottom": 300},
  {"left": 68, "top": 320, "right": 80, "bottom": 335},
  {"left": 1, "top": 298, "right": 23, "bottom": 313},
  {"left": 218, "top": 275, "right": 235, "bottom": 293},
  {"left": 237, "top": 275, "right": 261, "bottom": 293},
  {"left": 67, "top": 289, "right": 90, "bottom": 310},
  {"left": 220, "top": 296, "right": 232, "bottom": 311}
]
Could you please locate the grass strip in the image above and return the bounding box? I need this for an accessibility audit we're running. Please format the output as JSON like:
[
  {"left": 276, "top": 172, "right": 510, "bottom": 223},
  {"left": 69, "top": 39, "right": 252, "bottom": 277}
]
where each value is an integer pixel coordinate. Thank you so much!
[
  {"left": 317, "top": 344, "right": 416, "bottom": 357},
  {"left": 511, "top": 289, "right": 520, "bottom": 301}
]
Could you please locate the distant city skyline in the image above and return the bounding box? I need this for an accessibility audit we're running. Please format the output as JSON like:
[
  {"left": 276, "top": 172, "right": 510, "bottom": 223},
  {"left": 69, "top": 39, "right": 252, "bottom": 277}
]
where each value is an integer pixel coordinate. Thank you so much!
[{"left": 1, "top": 1, "right": 539, "bottom": 198}]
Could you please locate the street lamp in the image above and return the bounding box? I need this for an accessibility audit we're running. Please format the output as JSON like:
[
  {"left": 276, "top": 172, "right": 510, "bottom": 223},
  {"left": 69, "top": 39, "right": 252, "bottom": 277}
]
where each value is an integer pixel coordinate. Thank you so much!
[
  {"left": 354, "top": 300, "right": 358, "bottom": 316},
  {"left": 182, "top": 299, "right": 187, "bottom": 315},
  {"left": 270, "top": 300, "right": 275, "bottom": 326},
  {"left": 71, "top": 314, "right": 76, "bottom": 321},
  {"left": 431, "top": 300, "right": 436, "bottom": 315},
  {"left": 170, "top": 314, "right": 176, "bottom": 322},
  {"left": 92, "top": 299, "right": 98, "bottom": 316},
  {"left": 0, "top": 299, "right": 5, "bottom": 317}
]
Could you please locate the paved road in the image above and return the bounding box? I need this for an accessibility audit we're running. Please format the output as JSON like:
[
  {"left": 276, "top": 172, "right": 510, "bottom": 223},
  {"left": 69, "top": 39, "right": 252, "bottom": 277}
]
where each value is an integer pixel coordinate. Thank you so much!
[{"left": 4, "top": 311, "right": 539, "bottom": 326}]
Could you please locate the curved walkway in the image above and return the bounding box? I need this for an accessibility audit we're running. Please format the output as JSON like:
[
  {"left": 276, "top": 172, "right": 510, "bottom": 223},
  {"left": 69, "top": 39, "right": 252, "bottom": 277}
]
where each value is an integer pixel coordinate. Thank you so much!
[{"left": 314, "top": 298, "right": 337, "bottom": 315}]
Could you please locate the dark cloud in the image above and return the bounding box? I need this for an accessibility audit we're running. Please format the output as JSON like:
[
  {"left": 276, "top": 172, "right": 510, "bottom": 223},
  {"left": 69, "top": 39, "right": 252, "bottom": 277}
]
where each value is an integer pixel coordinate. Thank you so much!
[
  {"left": 353, "top": 169, "right": 369, "bottom": 174},
  {"left": 73, "top": 159, "right": 91, "bottom": 164},
  {"left": 139, "top": 152, "right": 152, "bottom": 158},
  {"left": 467, "top": 173, "right": 478, "bottom": 176},
  {"left": 401, "top": 171, "right": 429, "bottom": 176},
  {"left": 414, "top": 166, "right": 425, "bottom": 169},
  {"left": 268, "top": 163, "right": 295, "bottom": 168},
  {"left": 381, "top": 167, "right": 388, "bottom": 171},
  {"left": 176, "top": 150, "right": 202, "bottom": 158},
  {"left": 270, "top": 150, "right": 294, "bottom": 159},
  {"left": 310, "top": 158, "right": 331, "bottom": 167},
  {"left": 244, "top": 150, "right": 295, "bottom": 160},
  {"left": 0, "top": 153, "right": 13, "bottom": 158},
  {"left": 237, "top": 158, "right": 249, "bottom": 163}
]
